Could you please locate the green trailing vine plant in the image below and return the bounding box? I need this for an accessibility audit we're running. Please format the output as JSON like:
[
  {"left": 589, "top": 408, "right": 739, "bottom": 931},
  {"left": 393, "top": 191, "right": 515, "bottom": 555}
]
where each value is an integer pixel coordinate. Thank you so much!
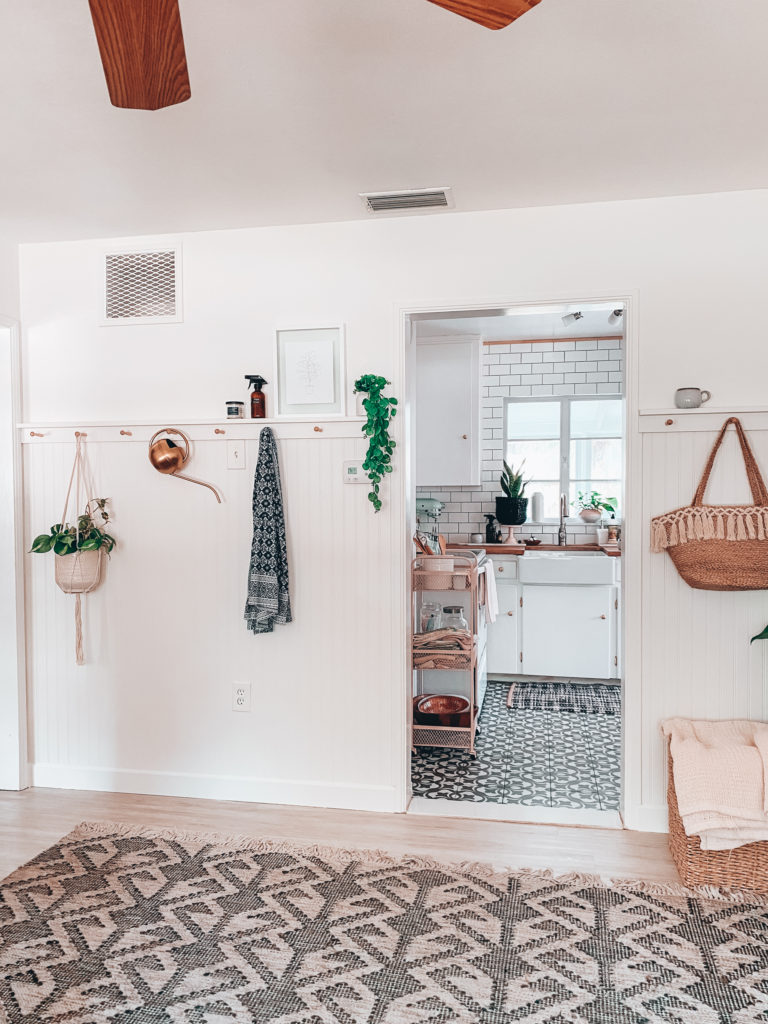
[{"left": 354, "top": 374, "right": 397, "bottom": 512}]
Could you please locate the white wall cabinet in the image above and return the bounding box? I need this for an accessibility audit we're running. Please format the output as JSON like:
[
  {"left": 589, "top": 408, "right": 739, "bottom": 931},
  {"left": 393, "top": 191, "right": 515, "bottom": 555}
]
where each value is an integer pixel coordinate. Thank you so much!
[
  {"left": 415, "top": 337, "right": 481, "bottom": 487},
  {"left": 487, "top": 582, "right": 521, "bottom": 676},
  {"left": 521, "top": 585, "right": 617, "bottom": 679}
]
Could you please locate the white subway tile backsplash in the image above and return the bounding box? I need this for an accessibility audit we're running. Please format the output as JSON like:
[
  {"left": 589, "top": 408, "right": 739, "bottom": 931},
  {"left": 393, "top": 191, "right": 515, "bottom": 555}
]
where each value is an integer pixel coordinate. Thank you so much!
[
  {"left": 416, "top": 337, "right": 624, "bottom": 543},
  {"left": 598, "top": 338, "right": 621, "bottom": 349}
]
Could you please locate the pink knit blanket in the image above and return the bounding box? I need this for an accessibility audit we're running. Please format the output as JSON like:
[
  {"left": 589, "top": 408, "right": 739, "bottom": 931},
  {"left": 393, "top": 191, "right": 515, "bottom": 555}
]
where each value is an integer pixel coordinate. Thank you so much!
[{"left": 661, "top": 717, "right": 768, "bottom": 850}]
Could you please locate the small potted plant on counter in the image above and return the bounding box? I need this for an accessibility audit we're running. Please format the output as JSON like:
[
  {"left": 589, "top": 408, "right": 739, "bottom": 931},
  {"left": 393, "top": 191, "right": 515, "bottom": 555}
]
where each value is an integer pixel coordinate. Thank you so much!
[
  {"left": 573, "top": 490, "right": 617, "bottom": 524},
  {"left": 496, "top": 460, "right": 530, "bottom": 527}
]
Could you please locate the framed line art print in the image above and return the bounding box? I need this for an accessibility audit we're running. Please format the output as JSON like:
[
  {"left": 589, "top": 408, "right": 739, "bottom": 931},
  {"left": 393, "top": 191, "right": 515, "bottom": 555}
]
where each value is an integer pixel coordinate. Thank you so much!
[{"left": 274, "top": 326, "right": 346, "bottom": 418}]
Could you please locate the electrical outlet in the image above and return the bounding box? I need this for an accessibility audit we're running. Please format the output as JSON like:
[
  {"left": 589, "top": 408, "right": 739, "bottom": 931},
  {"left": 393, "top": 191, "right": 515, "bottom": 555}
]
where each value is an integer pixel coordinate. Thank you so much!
[{"left": 232, "top": 682, "right": 252, "bottom": 712}]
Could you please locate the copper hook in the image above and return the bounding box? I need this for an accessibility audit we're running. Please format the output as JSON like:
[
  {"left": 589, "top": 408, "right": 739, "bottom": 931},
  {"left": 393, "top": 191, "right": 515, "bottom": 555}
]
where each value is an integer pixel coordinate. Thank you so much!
[
  {"left": 120, "top": 429, "right": 133, "bottom": 436},
  {"left": 29, "top": 431, "right": 44, "bottom": 438},
  {"left": 75, "top": 431, "right": 87, "bottom": 437},
  {"left": 214, "top": 428, "right": 225, "bottom": 435}
]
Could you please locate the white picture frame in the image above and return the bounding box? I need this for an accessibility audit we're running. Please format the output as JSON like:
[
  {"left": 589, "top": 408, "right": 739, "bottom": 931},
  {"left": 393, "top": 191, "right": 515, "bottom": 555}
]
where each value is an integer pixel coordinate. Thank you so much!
[{"left": 274, "top": 325, "right": 346, "bottom": 418}]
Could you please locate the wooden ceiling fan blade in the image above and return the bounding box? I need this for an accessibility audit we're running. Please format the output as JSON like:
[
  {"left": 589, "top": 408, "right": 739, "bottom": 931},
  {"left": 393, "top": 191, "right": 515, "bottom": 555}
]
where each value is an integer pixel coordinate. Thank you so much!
[
  {"left": 425, "top": 0, "right": 542, "bottom": 30},
  {"left": 88, "top": 0, "right": 191, "bottom": 110}
]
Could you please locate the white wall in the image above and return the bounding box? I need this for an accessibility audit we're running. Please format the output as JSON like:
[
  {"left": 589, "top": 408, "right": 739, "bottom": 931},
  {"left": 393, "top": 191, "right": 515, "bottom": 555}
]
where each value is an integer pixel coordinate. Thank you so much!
[
  {"left": 0, "top": 235, "right": 19, "bottom": 318},
  {"left": 18, "top": 189, "right": 768, "bottom": 827}
]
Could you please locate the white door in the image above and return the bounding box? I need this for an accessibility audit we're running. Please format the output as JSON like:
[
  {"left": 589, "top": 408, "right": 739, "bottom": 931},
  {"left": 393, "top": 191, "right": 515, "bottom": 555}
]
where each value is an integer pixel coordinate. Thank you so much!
[
  {"left": 415, "top": 338, "right": 480, "bottom": 487},
  {"left": 521, "top": 585, "right": 616, "bottom": 679},
  {"left": 487, "top": 584, "right": 520, "bottom": 676}
]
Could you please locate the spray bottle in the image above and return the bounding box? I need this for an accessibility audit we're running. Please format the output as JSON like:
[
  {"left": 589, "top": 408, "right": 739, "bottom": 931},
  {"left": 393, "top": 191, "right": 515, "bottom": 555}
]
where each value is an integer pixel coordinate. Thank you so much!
[{"left": 244, "top": 375, "right": 268, "bottom": 419}]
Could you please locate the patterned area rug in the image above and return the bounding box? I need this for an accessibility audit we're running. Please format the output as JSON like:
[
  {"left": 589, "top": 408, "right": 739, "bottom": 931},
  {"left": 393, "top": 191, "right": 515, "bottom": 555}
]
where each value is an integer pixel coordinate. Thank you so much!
[
  {"left": 507, "top": 681, "right": 621, "bottom": 715},
  {"left": 2, "top": 823, "right": 767, "bottom": 1023}
]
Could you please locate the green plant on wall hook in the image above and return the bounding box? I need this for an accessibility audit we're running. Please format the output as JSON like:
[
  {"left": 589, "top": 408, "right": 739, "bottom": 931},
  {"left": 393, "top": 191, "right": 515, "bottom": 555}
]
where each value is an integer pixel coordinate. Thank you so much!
[
  {"left": 750, "top": 625, "right": 768, "bottom": 644},
  {"left": 353, "top": 374, "right": 397, "bottom": 512}
]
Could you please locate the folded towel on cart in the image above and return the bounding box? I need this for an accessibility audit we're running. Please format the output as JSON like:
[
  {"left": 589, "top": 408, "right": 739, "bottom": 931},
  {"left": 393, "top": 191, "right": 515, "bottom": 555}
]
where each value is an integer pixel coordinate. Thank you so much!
[{"left": 413, "top": 628, "right": 473, "bottom": 651}]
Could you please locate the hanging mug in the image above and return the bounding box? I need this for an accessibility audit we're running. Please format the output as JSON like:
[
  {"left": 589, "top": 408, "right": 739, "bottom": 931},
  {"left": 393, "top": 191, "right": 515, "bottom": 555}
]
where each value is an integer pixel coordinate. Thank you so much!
[{"left": 675, "top": 388, "right": 711, "bottom": 409}]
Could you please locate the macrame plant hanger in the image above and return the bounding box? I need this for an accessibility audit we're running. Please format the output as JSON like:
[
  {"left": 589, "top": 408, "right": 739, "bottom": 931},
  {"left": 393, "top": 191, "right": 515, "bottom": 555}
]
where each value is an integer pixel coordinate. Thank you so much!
[{"left": 55, "top": 433, "right": 103, "bottom": 665}]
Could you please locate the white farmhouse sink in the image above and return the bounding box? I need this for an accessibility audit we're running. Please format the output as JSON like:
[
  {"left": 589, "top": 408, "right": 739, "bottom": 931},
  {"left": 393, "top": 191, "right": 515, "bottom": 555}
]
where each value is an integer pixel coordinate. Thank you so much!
[{"left": 518, "top": 550, "right": 616, "bottom": 585}]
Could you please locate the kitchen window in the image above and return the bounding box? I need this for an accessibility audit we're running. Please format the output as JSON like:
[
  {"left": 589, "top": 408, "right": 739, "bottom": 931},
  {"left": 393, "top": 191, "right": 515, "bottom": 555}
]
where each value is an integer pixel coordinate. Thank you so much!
[{"left": 504, "top": 397, "right": 622, "bottom": 519}]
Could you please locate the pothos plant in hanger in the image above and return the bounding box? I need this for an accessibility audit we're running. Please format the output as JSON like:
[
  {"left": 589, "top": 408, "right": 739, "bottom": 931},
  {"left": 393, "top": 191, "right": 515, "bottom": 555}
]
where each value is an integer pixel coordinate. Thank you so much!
[
  {"left": 353, "top": 374, "right": 397, "bottom": 512},
  {"left": 31, "top": 499, "right": 116, "bottom": 559},
  {"left": 30, "top": 434, "right": 117, "bottom": 664}
]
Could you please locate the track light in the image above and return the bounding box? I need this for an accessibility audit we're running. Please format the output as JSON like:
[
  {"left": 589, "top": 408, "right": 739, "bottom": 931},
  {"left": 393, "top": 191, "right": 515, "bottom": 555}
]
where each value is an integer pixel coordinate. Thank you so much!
[
  {"left": 562, "top": 311, "right": 583, "bottom": 326},
  {"left": 608, "top": 309, "right": 624, "bottom": 326}
]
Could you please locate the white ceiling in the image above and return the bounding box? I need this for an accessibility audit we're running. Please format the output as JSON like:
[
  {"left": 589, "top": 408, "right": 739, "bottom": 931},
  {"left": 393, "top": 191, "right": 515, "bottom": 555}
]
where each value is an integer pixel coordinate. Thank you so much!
[
  {"left": 415, "top": 303, "right": 623, "bottom": 341},
  {"left": 1, "top": 0, "right": 767, "bottom": 243}
]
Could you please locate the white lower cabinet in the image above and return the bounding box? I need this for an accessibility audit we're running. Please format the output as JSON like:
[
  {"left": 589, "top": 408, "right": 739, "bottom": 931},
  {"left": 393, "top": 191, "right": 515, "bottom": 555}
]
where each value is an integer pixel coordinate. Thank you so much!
[
  {"left": 521, "top": 585, "right": 617, "bottom": 679},
  {"left": 486, "top": 583, "right": 520, "bottom": 676}
]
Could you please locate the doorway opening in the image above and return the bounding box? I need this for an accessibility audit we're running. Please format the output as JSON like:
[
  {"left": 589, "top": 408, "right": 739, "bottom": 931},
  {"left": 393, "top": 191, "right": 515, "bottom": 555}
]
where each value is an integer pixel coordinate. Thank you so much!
[{"left": 406, "top": 301, "right": 626, "bottom": 826}]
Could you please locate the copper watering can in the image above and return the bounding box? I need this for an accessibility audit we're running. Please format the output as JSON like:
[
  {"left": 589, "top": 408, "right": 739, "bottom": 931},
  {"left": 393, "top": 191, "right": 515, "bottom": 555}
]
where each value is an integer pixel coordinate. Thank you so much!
[{"left": 148, "top": 428, "right": 222, "bottom": 503}]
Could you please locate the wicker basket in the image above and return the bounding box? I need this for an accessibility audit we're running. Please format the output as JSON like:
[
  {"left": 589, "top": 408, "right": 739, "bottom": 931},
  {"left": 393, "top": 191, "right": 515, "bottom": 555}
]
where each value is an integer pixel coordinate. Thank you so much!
[
  {"left": 667, "top": 743, "right": 768, "bottom": 893},
  {"left": 413, "top": 572, "right": 455, "bottom": 591},
  {"left": 651, "top": 418, "right": 768, "bottom": 591},
  {"left": 55, "top": 550, "right": 103, "bottom": 595}
]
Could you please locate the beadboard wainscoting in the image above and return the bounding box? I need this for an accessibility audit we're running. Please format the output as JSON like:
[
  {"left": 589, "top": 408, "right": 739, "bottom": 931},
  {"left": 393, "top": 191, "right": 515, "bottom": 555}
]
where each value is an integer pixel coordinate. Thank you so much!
[
  {"left": 638, "top": 417, "right": 768, "bottom": 829},
  {"left": 23, "top": 426, "right": 407, "bottom": 812}
]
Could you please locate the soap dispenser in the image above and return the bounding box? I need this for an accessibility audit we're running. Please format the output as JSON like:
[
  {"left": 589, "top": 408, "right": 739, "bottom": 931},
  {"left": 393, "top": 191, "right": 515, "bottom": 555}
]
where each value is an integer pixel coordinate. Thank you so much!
[{"left": 485, "top": 513, "right": 498, "bottom": 545}]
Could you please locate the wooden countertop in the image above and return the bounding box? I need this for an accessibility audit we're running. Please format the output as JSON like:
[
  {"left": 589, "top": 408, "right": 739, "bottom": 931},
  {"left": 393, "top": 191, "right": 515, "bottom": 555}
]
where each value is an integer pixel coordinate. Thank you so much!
[{"left": 448, "top": 542, "right": 621, "bottom": 558}]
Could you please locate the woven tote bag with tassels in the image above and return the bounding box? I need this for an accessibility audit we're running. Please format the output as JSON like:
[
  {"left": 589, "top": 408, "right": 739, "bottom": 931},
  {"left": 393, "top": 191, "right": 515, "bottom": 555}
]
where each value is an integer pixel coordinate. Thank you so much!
[{"left": 651, "top": 417, "right": 768, "bottom": 591}]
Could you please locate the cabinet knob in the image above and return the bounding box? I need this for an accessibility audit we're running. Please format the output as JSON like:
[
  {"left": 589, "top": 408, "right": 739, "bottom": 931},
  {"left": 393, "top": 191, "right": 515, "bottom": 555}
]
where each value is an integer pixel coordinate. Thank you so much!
[
  {"left": 600, "top": 614, "right": 607, "bottom": 620},
  {"left": 461, "top": 434, "right": 468, "bottom": 440},
  {"left": 507, "top": 611, "right": 514, "bottom": 617},
  {"left": 498, "top": 566, "right": 504, "bottom": 572}
]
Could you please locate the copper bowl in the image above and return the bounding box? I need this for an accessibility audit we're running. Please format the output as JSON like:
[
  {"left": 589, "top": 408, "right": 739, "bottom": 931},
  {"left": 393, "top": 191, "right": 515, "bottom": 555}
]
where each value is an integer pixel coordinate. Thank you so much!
[
  {"left": 524, "top": 537, "right": 542, "bottom": 546},
  {"left": 416, "top": 694, "right": 471, "bottom": 727}
]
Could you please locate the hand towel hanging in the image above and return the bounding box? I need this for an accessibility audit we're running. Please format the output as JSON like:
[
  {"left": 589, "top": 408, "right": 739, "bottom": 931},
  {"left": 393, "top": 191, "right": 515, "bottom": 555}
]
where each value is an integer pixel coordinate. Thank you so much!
[{"left": 244, "top": 427, "right": 292, "bottom": 633}]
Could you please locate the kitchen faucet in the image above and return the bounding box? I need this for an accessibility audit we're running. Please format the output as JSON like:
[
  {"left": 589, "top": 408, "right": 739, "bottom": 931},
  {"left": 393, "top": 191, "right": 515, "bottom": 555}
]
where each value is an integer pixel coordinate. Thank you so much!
[{"left": 558, "top": 493, "right": 568, "bottom": 546}]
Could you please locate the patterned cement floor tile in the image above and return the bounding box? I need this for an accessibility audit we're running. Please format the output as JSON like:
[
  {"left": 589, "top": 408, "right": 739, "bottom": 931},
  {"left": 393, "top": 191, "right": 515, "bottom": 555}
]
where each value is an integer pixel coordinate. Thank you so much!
[{"left": 412, "top": 681, "right": 621, "bottom": 809}]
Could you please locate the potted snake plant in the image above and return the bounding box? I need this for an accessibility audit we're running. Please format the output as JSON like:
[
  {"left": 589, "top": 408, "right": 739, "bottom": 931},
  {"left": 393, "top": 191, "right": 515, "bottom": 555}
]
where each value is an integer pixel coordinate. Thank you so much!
[{"left": 496, "top": 460, "right": 530, "bottom": 526}]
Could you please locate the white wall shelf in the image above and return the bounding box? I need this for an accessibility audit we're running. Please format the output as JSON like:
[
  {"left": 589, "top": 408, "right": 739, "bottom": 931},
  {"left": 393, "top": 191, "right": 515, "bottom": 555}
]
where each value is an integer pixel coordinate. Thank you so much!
[
  {"left": 638, "top": 408, "right": 768, "bottom": 434},
  {"left": 18, "top": 417, "right": 366, "bottom": 444}
]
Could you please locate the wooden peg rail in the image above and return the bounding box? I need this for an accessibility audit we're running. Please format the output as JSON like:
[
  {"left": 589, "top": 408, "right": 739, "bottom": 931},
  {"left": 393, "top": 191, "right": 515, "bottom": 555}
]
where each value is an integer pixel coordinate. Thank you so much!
[{"left": 19, "top": 419, "right": 364, "bottom": 444}]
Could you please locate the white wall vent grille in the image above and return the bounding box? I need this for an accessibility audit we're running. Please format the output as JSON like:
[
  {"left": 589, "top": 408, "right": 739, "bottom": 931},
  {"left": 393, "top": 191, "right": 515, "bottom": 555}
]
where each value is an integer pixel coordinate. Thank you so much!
[
  {"left": 360, "top": 187, "right": 454, "bottom": 214},
  {"left": 103, "top": 248, "right": 181, "bottom": 324}
]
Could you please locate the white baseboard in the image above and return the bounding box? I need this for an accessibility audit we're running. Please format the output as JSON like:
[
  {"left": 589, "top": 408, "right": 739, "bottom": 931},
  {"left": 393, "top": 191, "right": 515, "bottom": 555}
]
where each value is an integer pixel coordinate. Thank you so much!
[
  {"left": 623, "top": 804, "right": 668, "bottom": 833},
  {"left": 31, "top": 763, "right": 402, "bottom": 814}
]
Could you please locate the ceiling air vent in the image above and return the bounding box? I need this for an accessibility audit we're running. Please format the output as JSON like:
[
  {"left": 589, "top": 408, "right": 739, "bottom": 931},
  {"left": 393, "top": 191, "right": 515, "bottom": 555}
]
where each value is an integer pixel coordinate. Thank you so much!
[
  {"left": 360, "top": 187, "right": 454, "bottom": 215},
  {"left": 102, "top": 247, "right": 182, "bottom": 325}
]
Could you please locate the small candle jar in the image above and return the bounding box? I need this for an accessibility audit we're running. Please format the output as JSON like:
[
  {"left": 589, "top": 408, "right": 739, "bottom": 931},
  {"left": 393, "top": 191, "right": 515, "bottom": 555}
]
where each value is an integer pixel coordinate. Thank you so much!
[{"left": 226, "top": 401, "right": 245, "bottom": 420}]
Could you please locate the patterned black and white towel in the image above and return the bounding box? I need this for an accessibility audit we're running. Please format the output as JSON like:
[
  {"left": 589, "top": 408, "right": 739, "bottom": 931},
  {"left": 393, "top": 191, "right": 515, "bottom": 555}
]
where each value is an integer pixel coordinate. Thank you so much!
[
  {"left": 244, "top": 427, "right": 292, "bottom": 633},
  {"left": 507, "top": 681, "right": 621, "bottom": 714}
]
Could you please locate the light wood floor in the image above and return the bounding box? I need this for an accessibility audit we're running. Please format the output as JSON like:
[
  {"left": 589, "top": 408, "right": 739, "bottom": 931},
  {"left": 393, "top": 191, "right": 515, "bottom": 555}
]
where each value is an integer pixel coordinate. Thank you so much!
[{"left": 0, "top": 787, "right": 677, "bottom": 884}]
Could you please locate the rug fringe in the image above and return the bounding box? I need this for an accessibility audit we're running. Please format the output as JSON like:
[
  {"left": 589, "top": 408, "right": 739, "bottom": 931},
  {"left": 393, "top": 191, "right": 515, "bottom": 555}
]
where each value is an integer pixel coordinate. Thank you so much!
[{"left": 64, "top": 820, "right": 768, "bottom": 905}]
